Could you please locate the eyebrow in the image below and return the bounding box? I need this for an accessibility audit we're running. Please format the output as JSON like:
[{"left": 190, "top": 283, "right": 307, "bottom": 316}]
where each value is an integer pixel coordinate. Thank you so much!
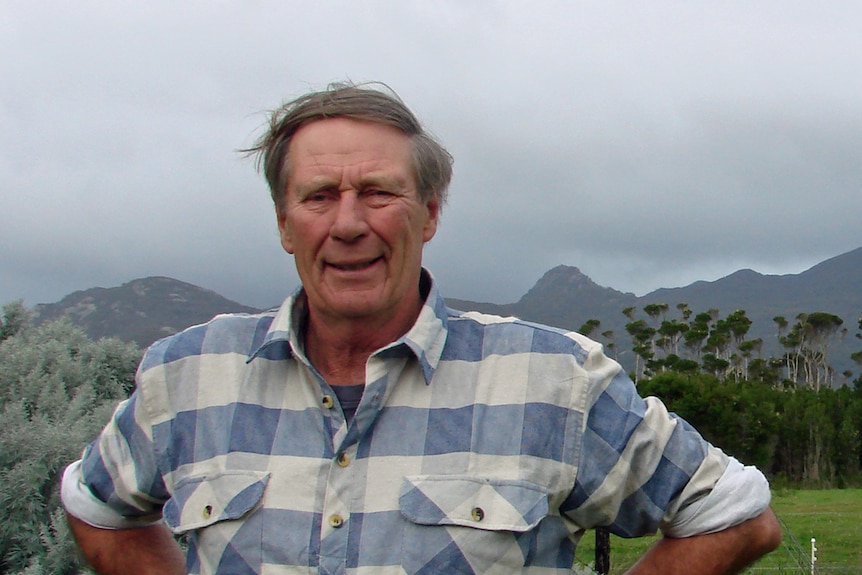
[{"left": 294, "top": 172, "right": 410, "bottom": 197}]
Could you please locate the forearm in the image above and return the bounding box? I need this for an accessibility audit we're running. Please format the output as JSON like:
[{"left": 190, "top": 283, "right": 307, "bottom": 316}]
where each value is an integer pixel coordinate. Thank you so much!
[
  {"left": 67, "top": 513, "right": 186, "bottom": 575},
  {"left": 625, "top": 507, "right": 782, "bottom": 575}
]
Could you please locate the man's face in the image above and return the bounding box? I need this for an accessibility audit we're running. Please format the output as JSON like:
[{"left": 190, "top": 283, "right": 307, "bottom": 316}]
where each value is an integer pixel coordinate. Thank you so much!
[{"left": 278, "top": 117, "right": 439, "bottom": 327}]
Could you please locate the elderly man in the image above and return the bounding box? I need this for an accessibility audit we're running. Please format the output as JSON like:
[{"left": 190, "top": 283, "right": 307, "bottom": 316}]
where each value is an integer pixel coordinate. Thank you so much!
[{"left": 62, "top": 83, "right": 781, "bottom": 574}]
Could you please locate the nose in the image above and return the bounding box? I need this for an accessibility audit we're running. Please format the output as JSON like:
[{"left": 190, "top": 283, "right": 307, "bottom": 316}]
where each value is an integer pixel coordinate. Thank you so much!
[{"left": 330, "top": 192, "right": 369, "bottom": 242}]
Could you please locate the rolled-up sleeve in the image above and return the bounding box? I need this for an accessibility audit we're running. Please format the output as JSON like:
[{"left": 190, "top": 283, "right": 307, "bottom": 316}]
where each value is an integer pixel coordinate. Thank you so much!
[
  {"left": 661, "top": 456, "right": 770, "bottom": 537},
  {"left": 61, "top": 392, "right": 167, "bottom": 529},
  {"left": 562, "top": 343, "right": 769, "bottom": 538}
]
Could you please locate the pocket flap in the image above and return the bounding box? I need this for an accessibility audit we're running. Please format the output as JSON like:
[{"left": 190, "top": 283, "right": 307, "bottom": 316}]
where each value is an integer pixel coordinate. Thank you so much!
[
  {"left": 163, "top": 470, "right": 270, "bottom": 533},
  {"left": 399, "top": 475, "right": 548, "bottom": 532}
]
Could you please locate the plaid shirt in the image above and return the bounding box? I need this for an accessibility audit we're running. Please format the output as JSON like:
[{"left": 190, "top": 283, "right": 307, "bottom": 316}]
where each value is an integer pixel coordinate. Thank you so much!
[{"left": 63, "top": 276, "right": 755, "bottom": 574}]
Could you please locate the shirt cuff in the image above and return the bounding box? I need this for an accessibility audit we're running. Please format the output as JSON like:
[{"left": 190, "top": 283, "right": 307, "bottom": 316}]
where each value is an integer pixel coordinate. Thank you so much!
[
  {"left": 61, "top": 460, "right": 163, "bottom": 530},
  {"left": 662, "top": 457, "right": 771, "bottom": 538}
]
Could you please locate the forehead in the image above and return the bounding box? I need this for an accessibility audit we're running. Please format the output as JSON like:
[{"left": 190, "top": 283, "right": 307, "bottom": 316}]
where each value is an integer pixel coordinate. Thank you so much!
[{"left": 286, "top": 118, "right": 414, "bottom": 182}]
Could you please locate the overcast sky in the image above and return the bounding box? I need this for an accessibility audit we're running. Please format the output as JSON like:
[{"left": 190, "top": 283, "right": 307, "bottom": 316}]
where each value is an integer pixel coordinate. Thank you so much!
[{"left": 3, "top": 2, "right": 861, "bottom": 309}]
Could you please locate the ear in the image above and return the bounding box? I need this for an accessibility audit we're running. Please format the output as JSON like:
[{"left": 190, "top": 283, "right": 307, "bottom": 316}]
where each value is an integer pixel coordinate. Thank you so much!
[
  {"left": 277, "top": 206, "right": 295, "bottom": 254},
  {"left": 422, "top": 195, "right": 440, "bottom": 243}
]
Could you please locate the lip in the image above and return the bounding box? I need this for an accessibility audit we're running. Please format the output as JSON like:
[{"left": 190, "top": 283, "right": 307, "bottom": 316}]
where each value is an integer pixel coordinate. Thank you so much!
[{"left": 325, "top": 256, "right": 383, "bottom": 272}]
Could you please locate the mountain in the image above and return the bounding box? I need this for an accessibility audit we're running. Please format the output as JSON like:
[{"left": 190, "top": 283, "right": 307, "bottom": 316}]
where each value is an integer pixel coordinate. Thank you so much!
[
  {"left": 31, "top": 277, "right": 259, "bottom": 347},
  {"left": 28, "top": 247, "right": 862, "bottom": 376},
  {"left": 452, "top": 247, "right": 861, "bottom": 332},
  {"left": 447, "top": 265, "right": 638, "bottom": 332},
  {"left": 643, "top": 246, "right": 862, "bottom": 318},
  {"left": 639, "top": 247, "right": 862, "bottom": 361},
  {"left": 449, "top": 247, "right": 862, "bottom": 378}
]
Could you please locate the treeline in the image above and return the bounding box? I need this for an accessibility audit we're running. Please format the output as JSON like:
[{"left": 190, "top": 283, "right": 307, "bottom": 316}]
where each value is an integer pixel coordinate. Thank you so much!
[
  {"left": 580, "top": 302, "right": 862, "bottom": 489},
  {"left": 639, "top": 372, "right": 862, "bottom": 487},
  {"left": 580, "top": 303, "right": 862, "bottom": 389}
]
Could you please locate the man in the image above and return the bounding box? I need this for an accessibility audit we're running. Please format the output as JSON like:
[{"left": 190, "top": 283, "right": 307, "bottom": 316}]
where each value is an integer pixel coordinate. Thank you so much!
[{"left": 62, "top": 83, "right": 781, "bottom": 574}]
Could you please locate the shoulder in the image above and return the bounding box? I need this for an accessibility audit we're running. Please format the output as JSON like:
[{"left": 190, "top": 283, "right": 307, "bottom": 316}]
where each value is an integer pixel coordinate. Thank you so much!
[
  {"left": 443, "top": 308, "right": 603, "bottom": 365},
  {"left": 139, "top": 309, "right": 279, "bottom": 373}
]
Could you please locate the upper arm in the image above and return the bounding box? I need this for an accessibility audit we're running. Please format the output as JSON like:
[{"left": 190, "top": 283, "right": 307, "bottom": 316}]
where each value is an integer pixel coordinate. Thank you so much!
[
  {"left": 64, "top": 391, "right": 167, "bottom": 527},
  {"left": 562, "top": 354, "right": 736, "bottom": 537}
]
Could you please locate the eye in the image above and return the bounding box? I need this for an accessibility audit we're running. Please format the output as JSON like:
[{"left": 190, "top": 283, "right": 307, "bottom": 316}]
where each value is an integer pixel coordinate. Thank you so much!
[
  {"left": 303, "top": 189, "right": 335, "bottom": 203},
  {"left": 363, "top": 189, "right": 397, "bottom": 207}
]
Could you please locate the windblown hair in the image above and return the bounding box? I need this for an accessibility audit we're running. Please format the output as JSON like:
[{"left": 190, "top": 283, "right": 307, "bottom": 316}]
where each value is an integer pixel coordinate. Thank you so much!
[{"left": 245, "top": 82, "right": 453, "bottom": 214}]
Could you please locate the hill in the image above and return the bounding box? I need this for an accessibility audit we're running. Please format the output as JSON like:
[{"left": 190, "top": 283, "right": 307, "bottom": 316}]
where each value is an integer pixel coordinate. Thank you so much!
[
  {"left": 449, "top": 247, "right": 862, "bottom": 380},
  {"left": 28, "top": 247, "right": 862, "bottom": 379},
  {"left": 31, "top": 276, "right": 258, "bottom": 347}
]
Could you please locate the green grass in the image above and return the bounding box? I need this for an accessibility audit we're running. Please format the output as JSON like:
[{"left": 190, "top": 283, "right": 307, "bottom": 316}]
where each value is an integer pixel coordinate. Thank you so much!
[
  {"left": 768, "top": 488, "right": 862, "bottom": 569},
  {"left": 573, "top": 489, "right": 862, "bottom": 574}
]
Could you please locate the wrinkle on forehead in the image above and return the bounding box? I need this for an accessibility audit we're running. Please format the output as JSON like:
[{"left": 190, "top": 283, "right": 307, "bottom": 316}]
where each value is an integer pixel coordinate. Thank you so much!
[{"left": 287, "top": 120, "right": 417, "bottom": 197}]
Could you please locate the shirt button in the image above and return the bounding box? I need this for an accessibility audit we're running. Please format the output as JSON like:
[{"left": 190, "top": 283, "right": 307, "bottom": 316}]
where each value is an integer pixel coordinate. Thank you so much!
[
  {"left": 329, "top": 514, "right": 344, "bottom": 528},
  {"left": 336, "top": 453, "right": 350, "bottom": 467},
  {"left": 202, "top": 505, "right": 213, "bottom": 519},
  {"left": 322, "top": 395, "right": 334, "bottom": 409},
  {"left": 471, "top": 507, "right": 485, "bottom": 522}
]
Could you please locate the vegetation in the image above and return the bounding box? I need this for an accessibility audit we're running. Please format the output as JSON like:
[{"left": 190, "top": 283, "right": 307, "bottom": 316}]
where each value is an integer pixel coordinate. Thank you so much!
[
  {"left": 589, "top": 302, "right": 862, "bottom": 487},
  {"left": 575, "top": 489, "right": 862, "bottom": 574},
  {"left": 639, "top": 373, "right": 862, "bottom": 485},
  {"left": 598, "top": 303, "right": 862, "bottom": 389},
  {"left": 1, "top": 298, "right": 861, "bottom": 571},
  {"left": 0, "top": 301, "right": 140, "bottom": 574}
]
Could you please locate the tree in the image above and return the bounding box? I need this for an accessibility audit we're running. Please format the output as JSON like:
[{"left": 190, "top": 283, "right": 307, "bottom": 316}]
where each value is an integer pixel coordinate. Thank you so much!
[
  {"left": 675, "top": 302, "right": 692, "bottom": 322},
  {"left": 682, "top": 312, "right": 711, "bottom": 362},
  {"left": 625, "top": 319, "right": 655, "bottom": 383},
  {"left": 656, "top": 319, "right": 688, "bottom": 359},
  {"left": 642, "top": 303, "right": 669, "bottom": 325},
  {"left": 781, "top": 312, "right": 845, "bottom": 390},
  {"left": 578, "top": 319, "right": 601, "bottom": 338},
  {"left": 600, "top": 330, "right": 617, "bottom": 359},
  {"left": 804, "top": 312, "right": 844, "bottom": 389},
  {"left": 0, "top": 313, "right": 141, "bottom": 574},
  {"left": 0, "top": 300, "right": 29, "bottom": 342}
]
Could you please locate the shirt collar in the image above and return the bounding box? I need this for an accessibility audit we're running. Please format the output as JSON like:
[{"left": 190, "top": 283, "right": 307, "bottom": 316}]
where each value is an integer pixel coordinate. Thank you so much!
[{"left": 247, "top": 269, "right": 449, "bottom": 385}]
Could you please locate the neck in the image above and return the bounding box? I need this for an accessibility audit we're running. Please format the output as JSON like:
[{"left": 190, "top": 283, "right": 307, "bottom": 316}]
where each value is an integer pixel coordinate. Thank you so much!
[{"left": 304, "top": 299, "right": 422, "bottom": 386}]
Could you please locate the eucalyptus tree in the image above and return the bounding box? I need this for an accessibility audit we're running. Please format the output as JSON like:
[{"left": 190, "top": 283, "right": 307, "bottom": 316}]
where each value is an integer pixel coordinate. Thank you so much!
[
  {"left": 682, "top": 311, "right": 712, "bottom": 363},
  {"left": 624, "top": 319, "right": 655, "bottom": 382},
  {"left": 781, "top": 312, "right": 845, "bottom": 390}
]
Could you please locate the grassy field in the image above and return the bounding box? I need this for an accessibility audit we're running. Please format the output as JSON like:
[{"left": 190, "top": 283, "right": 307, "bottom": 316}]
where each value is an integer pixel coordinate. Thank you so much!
[{"left": 573, "top": 488, "right": 862, "bottom": 574}]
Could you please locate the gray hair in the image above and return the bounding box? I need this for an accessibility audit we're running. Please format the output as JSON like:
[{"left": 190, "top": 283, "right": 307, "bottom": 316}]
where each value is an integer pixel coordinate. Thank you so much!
[{"left": 245, "top": 82, "right": 453, "bottom": 214}]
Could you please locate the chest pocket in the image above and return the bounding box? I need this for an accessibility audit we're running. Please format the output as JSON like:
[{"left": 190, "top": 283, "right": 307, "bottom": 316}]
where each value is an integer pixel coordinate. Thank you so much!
[
  {"left": 399, "top": 475, "right": 552, "bottom": 574},
  {"left": 163, "top": 470, "right": 270, "bottom": 534},
  {"left": 400, "top": 474, "right": 549, "bottom": 531}
]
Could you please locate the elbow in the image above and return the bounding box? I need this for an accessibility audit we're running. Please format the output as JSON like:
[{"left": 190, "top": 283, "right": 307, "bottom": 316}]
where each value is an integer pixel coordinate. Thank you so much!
[{"left": 752, "top": 507, "right": 783, "bottom": 555}]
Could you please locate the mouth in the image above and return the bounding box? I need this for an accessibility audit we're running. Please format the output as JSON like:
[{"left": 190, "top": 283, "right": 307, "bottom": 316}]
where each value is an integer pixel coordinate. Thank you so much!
[{"left": 327, "top": 257, "right": 383, "bottom": 272}]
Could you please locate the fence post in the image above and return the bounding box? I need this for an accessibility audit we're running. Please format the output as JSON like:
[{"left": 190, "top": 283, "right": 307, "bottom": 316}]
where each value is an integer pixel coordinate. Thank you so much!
[
  {"left": 595, "top": 528, "right": 610, "bottom": 575},
  {"left": 810, "top": 537, "right": 817, "bottom": 575}
]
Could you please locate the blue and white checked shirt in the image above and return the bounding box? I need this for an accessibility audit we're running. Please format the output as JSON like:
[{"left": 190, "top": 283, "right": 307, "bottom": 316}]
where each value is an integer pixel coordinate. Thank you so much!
[{"left": 62, "top": 274, "right": 769, "bottom": 574}]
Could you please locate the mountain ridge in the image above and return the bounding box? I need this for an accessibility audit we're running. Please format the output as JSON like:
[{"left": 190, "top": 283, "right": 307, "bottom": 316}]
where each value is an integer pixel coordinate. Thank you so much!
[
  {"left": 29, "top": 246, "right": 862, "bottom": 376},
  {"left": 31, "top": 276, "right": 258, "bottom": 347}
]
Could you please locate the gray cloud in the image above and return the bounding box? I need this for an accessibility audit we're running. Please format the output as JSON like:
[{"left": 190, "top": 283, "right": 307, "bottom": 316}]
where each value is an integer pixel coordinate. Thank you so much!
[{"left": 2, "top": 1, "right": 861, "bottom": 309}]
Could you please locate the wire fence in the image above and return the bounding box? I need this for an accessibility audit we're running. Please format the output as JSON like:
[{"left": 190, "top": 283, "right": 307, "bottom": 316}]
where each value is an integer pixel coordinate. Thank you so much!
[
  {"left": 744, "top": 514, "right": 862, "bottom": 574},
  {"left": 571, "top": 514, "right": 861, "bottom": 575}
]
